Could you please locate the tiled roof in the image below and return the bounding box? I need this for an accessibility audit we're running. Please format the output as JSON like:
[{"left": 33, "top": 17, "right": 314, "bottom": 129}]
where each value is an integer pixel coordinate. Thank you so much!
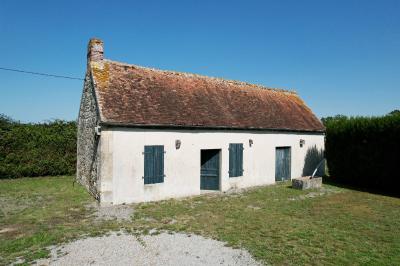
[{"left": 90, "top": 60, "right": 325, "bottom": 132}]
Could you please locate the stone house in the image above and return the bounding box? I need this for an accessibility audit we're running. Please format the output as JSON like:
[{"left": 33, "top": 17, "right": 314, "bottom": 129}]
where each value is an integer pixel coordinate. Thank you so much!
[{"left": 77, "top": 38, "right": 325, "bottom": 205}]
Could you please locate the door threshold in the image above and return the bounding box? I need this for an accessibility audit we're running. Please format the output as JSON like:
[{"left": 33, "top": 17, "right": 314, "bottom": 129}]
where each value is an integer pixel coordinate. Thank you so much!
[{"left": 200, "top": 190, "right": 220, "bottom": 194}]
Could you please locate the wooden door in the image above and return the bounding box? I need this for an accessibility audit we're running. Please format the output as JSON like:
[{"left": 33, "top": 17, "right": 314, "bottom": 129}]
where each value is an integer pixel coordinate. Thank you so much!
[
  {"left": 275, "top": 147, "right": 291, "bottom": 181},
  {"left": 200, "top": 149, "right": 220, "bottom": 190}
]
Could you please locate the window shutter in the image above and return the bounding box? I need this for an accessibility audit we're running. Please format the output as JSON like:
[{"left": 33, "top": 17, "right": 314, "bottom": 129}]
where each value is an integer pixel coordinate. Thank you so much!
[
  {"left": 144, "top": 145, "right": 164, "bottom": 184},
  {"left": 229, "top": 143, "right": 243, "bottom": 177},
  {"left": 229, "top": 144, "right": 235, "bottom": 177},
  {"left": 238, "top": 144, "right": 243, "bottom": 176},
  {"left": 154, "top": 145, "right": 164, "bottom": 183},
  {"left": 144, "top": 146, "right": 153, "bottom": 184}
]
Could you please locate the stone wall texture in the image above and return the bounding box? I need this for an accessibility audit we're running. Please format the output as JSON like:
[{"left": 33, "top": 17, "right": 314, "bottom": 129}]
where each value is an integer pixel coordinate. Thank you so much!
[{"left": 77, "top": 72, "right": 100, "bottom": 199}]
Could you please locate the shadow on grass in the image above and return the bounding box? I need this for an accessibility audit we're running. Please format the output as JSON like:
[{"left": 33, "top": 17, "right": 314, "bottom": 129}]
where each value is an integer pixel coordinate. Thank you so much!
[{"left": 323, "top": 176, "right": 400, "bottom": 198}]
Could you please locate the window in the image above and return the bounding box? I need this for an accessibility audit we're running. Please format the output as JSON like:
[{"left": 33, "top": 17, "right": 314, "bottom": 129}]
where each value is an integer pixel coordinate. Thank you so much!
[
  {"left": 143, "top": 145, "right": 165, "bottom": 184},
  {"left": 229, "top": 143, "right": 243, "bottom": 177}
]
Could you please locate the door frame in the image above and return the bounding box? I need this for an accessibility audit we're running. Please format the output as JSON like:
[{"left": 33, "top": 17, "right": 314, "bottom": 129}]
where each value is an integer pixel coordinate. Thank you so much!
[{"left": 200, "top": 149, "right": 221, "bottom": 191}]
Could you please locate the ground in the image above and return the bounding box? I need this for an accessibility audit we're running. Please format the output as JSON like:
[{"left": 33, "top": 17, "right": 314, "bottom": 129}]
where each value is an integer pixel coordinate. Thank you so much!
[
  {"left": 34, "top": 232, "right": 260, "bottom": 266},
  {"left": 0, "top": 176, "right": 399, "bottom": 265}
]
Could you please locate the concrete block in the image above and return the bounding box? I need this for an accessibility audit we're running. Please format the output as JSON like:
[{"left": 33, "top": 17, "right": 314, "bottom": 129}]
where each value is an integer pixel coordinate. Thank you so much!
[{"left": 292, "top": 176, "right": 322, "bottom": 190}]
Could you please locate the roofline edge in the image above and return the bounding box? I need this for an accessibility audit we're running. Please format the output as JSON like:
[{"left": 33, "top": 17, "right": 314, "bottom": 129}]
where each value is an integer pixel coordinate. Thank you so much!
[{"left": 99, "top": 121, "right": 326, "bottom": 134}]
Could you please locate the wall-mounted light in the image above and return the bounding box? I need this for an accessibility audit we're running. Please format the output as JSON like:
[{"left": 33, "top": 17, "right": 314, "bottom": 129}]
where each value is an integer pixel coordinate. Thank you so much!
[
  {"left": 175, "top": 139, "right": 181, "bottom": 149},
  {"left": 249, "top": 139, "right": 253, "bottom": 147},
  {"left": 95, "top": 125, "right": 101, "bottom": 136},
  {"left": 300, "top": 139, "right": 305, "bottom": 147}
]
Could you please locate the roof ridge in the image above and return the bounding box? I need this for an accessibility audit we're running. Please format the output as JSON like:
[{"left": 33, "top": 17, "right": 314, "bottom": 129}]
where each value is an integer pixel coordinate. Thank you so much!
[{"left": 103, "top": 59, "right": 297, "bottom": 94}]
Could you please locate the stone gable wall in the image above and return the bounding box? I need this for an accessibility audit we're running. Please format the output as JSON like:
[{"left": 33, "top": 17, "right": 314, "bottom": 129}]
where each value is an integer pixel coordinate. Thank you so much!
[{"left": 77, "top": 72, "right": 100, "bottom": 199}]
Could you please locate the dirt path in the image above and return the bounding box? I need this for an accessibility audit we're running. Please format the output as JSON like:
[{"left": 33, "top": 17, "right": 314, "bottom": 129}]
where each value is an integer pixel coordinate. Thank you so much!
[{"left": 34, "top": 232, "right": 261, "bottom": 266}]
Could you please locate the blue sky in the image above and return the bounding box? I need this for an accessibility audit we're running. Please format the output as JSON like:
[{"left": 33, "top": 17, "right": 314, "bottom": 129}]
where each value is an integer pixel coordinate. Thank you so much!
[{"left": 1, "top": 0, "right": 399, "bottom": 122}]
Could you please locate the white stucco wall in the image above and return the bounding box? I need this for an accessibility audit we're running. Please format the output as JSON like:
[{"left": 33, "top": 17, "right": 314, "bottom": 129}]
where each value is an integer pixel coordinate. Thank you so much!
[{"left": 99, "top": 128, "right": 325, "bottom": 205}]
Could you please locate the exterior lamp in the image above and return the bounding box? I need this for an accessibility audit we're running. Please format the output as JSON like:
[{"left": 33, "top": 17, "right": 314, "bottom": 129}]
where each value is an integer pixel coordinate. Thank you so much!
[
  {"left": 299, "top": 139, "right": 305, "bottom": 147},
  {"left": 175, "top": 140, "right": 181, "bottom": 149},
  {"left": 249, "top": 139, "right": 253, "bottom": 147}
]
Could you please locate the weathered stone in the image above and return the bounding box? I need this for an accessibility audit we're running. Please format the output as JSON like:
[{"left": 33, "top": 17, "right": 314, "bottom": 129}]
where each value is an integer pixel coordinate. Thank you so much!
[
  {"left": 87, "top": 38, "right": 104, "bottom": 63},
  {"left": 292, "top": 176, "right": 322, "bottom": 190},
  {"left": 76, "top": 71, "right": 100, "bottom": 200}
]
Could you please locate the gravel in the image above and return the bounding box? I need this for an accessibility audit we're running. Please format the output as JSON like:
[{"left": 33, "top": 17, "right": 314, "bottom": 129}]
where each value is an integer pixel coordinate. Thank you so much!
[
  {"left": 34, "top": 232, "right": 261, "bottom": 266},
  {"left": 87, "top": 202, "right": 135, "bottom": 221}
]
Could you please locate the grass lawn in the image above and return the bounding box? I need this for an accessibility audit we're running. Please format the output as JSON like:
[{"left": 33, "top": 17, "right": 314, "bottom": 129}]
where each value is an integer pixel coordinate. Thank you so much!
[{"left": 1, "top": 176, "right": 399, "bottom": 265}]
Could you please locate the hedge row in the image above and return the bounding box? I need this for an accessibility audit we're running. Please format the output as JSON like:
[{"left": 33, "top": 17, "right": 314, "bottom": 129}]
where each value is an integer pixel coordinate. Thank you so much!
[
  {"left": 0, "top": 114, "right": 77, "bottom": 178},
  {"left": 324, "top": 114, "right": 400, "bottom": 192}
]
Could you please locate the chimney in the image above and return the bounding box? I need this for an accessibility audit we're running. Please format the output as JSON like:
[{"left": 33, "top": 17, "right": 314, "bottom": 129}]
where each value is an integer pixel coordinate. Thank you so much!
[{"left": 87, "top": 38, "right": 104, "bottom": 63}]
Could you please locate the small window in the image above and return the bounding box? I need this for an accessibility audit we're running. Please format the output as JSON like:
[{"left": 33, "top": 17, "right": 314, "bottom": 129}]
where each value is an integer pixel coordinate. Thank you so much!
[
  {"left": 143, "top": 145, "right": 165, "bottom": 184},
  {"left": 229, "top": 143, "right": 243, "bottom": 177}
]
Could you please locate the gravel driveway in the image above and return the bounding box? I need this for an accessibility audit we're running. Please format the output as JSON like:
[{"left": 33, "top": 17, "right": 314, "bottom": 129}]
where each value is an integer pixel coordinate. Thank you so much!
[{"left": 34, "top": 232, "right": 261, "bottom": 266}]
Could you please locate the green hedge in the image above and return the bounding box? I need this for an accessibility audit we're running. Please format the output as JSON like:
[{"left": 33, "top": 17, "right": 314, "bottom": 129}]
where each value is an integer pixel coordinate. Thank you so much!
[
  {"left": 0, "top": 114, "right": 77, "bottom": 178},
  {"left": 324, "top": 114, "right": 400, "bottom": 193}
]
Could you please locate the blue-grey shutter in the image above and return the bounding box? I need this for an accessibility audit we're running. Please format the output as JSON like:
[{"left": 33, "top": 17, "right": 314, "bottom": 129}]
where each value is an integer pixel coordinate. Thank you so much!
[
  {"left": 144, "top": 145, "right": 164, "bottom": 184},
  {"left": 229, "top": 144, "right": 235, "bottom": 177},
  {"left": 144, "top": 146, "right": 153, "bottom": 184},
  {"left": 154, "top": 145, "right": 164, "bottom": 183},
  {"left": 229, "top": 143, "right": 243, "bottom": 177},
  {"left": 238, "top": 144, "right": 243, "bottom": 176}
]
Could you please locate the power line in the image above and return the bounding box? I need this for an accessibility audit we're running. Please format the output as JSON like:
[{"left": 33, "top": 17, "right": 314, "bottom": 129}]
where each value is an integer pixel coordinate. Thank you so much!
[{"left": 0, "top": 67, "right": 84, "bottom": 81}]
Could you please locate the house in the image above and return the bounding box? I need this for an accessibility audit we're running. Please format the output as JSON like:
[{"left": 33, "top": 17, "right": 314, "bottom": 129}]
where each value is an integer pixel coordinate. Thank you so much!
[{"left": 77, "top": 38, "right": 325, "bottom": 205}]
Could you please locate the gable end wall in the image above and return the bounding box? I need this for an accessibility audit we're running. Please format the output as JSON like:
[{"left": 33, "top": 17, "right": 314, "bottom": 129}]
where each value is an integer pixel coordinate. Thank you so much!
[{"left": 77, "top": 72, "right": 101, "bottom": 199}]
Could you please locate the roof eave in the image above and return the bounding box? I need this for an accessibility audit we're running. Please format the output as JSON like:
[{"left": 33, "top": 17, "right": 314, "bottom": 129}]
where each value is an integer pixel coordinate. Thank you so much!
[{"left": 99, "top": 121, "right": 326, "bottom": 134}]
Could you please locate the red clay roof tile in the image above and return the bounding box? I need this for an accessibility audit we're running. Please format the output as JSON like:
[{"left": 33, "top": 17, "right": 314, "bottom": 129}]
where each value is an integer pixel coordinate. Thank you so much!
[{"left": 90, "top": 60, "right": 325, "bottom": 132}]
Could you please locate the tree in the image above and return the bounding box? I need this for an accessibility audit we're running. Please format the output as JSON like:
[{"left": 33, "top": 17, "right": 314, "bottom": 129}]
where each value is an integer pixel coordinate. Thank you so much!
[
  {"left": 388, "top": 109, "right": 400, "bottom": 116},
  {"left": 321, "top": 115, "right": 348, "bottom": 126},
  {"left": 0, "top": 113, "right": 16, "bottom": 130}
]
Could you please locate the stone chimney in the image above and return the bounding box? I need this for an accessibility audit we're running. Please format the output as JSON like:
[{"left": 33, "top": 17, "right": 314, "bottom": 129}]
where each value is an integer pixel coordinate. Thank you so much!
[{"left": 87, "top": 38, "right": 104, "bottom": 63}]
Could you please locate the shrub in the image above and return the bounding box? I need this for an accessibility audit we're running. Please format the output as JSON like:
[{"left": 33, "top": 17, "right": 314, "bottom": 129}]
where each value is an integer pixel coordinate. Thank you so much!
[
  {"left": 0, "top": 115, "right": 76, "bottom": 178},
  {"left": 324, "top": 114, "right": 400, "bottom": 192},
  {"left": 302, "top": 145, "right": 325, "bottom": 177}
]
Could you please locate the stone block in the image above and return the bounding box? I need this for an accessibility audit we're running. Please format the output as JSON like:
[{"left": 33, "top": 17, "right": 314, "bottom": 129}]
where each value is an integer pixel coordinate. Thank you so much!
[{"left": 292, "top": 176, "right": 322, "bottom": 190}]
